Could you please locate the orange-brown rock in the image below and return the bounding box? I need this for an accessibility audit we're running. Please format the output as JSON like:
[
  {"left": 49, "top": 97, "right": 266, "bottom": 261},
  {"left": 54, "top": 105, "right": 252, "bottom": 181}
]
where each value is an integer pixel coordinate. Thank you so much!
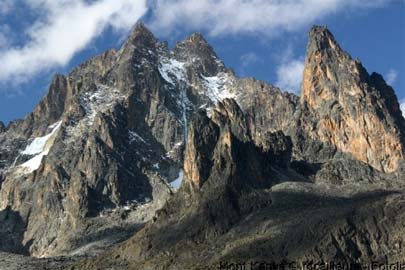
[{"left": 300, "top": 26, "right": 405, "bottom": 172}]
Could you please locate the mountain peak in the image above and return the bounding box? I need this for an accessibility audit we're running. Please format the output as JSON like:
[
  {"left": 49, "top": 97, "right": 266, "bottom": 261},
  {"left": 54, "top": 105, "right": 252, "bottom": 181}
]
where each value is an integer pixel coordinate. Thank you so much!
[
  {"left": 186, "top": 32, "right": 209, "bottom": 45},
  {"left": 116, "top": 21, "right": 158, "bottom": 66},
  {"left": 126, "top": 21, "right": 157, "bottom": 46},
  {"left": 133, "top": 21, "right": 151, "bottom": 34},
  {"left": 307, "top": 25, "right": 342, "bottom": 54},
  {"left": 309, "top": 25, "right": 330, "bottom": 37},
  {"left": 173, "top": 31, "right": 224, "bottom": 76},
  {"left": 174, "top": 31, "right": 214, "bottom": 56}
]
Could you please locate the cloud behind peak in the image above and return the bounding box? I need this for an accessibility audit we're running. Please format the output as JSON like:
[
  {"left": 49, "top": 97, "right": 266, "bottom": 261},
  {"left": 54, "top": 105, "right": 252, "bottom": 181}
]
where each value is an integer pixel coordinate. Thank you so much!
[
  {"left": 148, "top": 0, "right": 390, "bottom": 37},
  {"left": 0, "top": 0, "right": 147, "bottom": 84},
  {"left": 0, "top": 0, "right": 393, "bottom": 87}
]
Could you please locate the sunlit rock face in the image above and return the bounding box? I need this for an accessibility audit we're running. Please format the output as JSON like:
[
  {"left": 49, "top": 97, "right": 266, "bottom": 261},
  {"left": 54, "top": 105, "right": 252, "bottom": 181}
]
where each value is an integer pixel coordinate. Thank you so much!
[{"left": 300, "top": 26, "right": 405, "bottom": 173}]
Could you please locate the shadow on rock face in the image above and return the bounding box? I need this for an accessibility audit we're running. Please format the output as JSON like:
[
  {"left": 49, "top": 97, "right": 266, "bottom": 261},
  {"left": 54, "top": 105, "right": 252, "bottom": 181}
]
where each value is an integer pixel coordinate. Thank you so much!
[{"left": 0, "top": 206, "right": 31, "bottom": 255}]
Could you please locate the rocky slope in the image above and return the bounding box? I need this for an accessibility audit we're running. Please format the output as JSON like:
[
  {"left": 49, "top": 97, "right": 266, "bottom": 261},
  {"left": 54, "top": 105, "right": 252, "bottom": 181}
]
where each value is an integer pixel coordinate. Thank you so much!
[
  {"left": 0, "top": 23, "right": 404, "bottom": 269},
  {"left": 72, "top": 101, "right": 405, "bottom": 270}
]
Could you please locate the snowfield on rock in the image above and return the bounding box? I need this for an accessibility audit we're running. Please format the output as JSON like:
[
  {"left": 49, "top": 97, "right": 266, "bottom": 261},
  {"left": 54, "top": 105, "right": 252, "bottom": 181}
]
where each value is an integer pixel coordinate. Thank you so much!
[
  {"left": 158, "top": 56, "right": 187, "bottom": 85},
  {"left": 202, "top": 73, "right": 235, "bottom": 104},
  {"left": 22, "top": 121, "right": 62, "bottom": 156},
  {"left": 20, "top": 121, "right": 62, "bottom": 173}
]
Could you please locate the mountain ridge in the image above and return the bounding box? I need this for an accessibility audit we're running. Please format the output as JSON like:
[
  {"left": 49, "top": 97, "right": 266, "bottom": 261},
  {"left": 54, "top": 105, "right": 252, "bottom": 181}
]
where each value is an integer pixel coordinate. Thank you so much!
[{"left": 0, "top": 23, "right": 404, "bottom": 269}]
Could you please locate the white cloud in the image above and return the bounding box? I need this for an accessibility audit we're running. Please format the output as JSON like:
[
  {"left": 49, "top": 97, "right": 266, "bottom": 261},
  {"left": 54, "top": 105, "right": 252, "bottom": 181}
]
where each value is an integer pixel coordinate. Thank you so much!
[
  {"left": 238, "top": 52, "right": 260, "bottom": 75},
  {"left": 148, "top": 0, "right": 390, "bottom": 37},
  {"left": 386, "top": 69, "right": 398, "bottom": 85},
  {"left": 0, "top": 0, "right": 393, "bottom": 87},
  {"left": 0, "top": 0, "right": 147, "bottom": 84},
  {"left": 400, "top": 100, "right": 405, "bottom": 118},
  {"left": 275, "top": 45, "right": 304, "bottom": 94},
  {"left": 276, "top": 58, "right": 304, "bottom": 94},
  {"left": 240, "top": 52, "right": 259, "bottom": 67}
]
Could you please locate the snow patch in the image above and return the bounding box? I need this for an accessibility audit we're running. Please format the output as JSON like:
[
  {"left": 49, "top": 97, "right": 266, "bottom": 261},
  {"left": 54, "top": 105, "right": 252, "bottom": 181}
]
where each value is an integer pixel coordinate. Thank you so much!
[
  {"left": 129, "top": 130, "right": 147, "bottom": 144},
  {"left": 400, "top": 100, "right": 405, "bottom": 118},
  {"left": 20, "top": 152, "right": 47, "bottom": 173},
  {"left": 49, "top": 121, "right": 61, "bottom": 129},
  {"left": 166, "top": 141, "right": 183, "bottom": 159},
  {"left": 180, "top": 84, "right": 189, "bottom": 139},
  {"left": 170, "top": 169, "right": 184, "bottom": 190},
  {"left": 20, "top": 121, "right": 62, "bottom": 173},
  {"left": 202, "top": 73, "right": 234, "bottom": 104},
  {"left": 65, "top": 84, "right": 126, "bottom": 142},
  {"left": 22, "top": 121, "right": 62, "bottom": 155},
  {"left": 158, "top": 57, "right": 186, "bottom": 85},
  {"left": 159, "top": 52, "right": 191, "bottom": 143},
  {"left": 11, "top": 155, "right": 21, "bottom": 168},
  {"left": 83, "top": 85, "right": 125, "bottom": 124}
]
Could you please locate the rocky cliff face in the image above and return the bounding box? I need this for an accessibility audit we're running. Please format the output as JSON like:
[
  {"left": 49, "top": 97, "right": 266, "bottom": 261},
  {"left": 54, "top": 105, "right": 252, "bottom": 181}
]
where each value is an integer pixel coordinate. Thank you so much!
[
  {"left": 0, "top": 23, "right": 404, "bottom": 268},
  {"left": 76, "top": 100, "right": 297, "bottom": 269},
  {"left": 183, "top": 99, "right": 296, "bottom": 191},
  {"left": 298, "top": 26, "right": 405, "bottom": 173}
]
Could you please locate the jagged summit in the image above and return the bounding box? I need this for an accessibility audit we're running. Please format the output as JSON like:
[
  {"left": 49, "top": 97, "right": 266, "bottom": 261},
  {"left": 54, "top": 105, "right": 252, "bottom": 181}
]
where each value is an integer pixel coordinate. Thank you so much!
[
  {"left": 184, "top": 32, "right": 210, "bottom": 45},
  {"left": 173, "top": 31, "right": 221, "bottom": 67},
  {"left": 131, "top": 21, "right": 155, "bottom": 38},
  {"left": 127, "top": 22, "right": 214, "bottom": 60},
  {"left": 124, "top": 21, "right": 158, "bottom": 48},
  {"left": 307, "top": 25, "right": 344, "bottom": 54},
  {"left": 308, "top": 25, "right": 333, "bottom": 40}
]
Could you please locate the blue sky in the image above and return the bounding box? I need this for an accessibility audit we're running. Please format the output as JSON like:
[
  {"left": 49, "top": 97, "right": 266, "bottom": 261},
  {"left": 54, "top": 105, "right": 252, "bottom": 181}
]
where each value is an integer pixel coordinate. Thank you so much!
[{"left": 0, "top": 0, "right": 404, "bottom": 124}]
